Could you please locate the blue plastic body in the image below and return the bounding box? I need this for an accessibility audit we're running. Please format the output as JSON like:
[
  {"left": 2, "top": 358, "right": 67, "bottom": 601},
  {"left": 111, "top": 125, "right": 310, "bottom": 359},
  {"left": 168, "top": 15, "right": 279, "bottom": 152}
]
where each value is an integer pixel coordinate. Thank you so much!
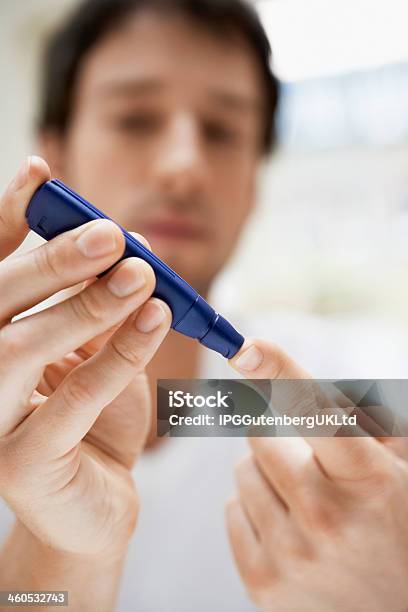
[{"left": 25, "top": 179, "right": 245, "bottom": 359}]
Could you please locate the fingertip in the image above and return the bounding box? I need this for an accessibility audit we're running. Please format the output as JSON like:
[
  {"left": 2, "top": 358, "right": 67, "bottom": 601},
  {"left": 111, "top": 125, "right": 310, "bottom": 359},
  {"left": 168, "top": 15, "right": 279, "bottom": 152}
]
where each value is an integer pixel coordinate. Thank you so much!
[
  {"left": 27, "top": 155, "right": 51, "bottom": 183},
  {"left": 151, "top": 297, "right": 173, "bottom": 328},
  {"left": 11, "top": 156, "right": 50, "bottom": 201},
  {"left": 129, "top": 231, "right": 152, "bottom": 252},
  {"left": 1, "top": 157, "right": 51, "bottom": 248},
  {"left": 228, "top": 338, "right": 251, "bottom": 363},
  {"left": 229, "top": 338, "right": 264, "bottom": 373},
  {"left": 108, "top": 219, "right": 126, "bottom": 251},
  {"left": 135, "top": 257, "right": 156, "bottom": 293},
  {"left": 134, "top": 296, "right": 172, "bottom": 334}
]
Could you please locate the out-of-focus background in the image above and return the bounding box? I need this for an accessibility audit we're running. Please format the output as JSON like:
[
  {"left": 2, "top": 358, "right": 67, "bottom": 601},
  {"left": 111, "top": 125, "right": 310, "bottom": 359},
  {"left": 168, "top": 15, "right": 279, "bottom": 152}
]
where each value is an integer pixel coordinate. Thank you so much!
[{"left": 1, "top": 0, "right": 408, "bottom": 338}]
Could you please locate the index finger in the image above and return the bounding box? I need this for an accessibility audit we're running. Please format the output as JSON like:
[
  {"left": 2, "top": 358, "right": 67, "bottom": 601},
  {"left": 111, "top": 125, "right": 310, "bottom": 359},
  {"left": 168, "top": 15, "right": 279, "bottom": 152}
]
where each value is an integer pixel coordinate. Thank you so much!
[{"left": 229, "top": 338, "right": 394, "bottom": 481}]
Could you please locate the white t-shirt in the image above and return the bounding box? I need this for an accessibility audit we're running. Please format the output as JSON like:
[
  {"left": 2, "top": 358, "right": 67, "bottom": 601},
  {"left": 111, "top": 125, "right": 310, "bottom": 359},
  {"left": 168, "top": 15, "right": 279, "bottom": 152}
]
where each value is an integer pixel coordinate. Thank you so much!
[{"left": 1, "top": 310, "right": 407, "bottom": 611}]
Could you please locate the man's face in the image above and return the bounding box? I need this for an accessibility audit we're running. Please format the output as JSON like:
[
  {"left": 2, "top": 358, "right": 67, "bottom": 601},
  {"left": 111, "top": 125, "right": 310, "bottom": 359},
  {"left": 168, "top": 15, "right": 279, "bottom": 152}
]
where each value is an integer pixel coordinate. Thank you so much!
[{"left": 47, "top": 10, "right": 265, "bottom": 292}]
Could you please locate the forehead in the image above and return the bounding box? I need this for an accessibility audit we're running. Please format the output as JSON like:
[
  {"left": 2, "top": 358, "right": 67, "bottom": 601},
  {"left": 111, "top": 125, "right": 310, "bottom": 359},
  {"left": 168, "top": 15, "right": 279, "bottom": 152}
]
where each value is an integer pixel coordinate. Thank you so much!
[{"left": 75, "top": 10, "right": 263, "bottom": 110}]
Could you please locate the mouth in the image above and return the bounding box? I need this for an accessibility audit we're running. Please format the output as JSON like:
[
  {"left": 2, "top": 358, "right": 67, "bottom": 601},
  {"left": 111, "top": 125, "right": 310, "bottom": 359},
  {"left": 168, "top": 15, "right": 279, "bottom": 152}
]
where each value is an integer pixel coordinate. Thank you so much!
[{"left": 139, "top": 218, "right": 209, "bottom": 241}]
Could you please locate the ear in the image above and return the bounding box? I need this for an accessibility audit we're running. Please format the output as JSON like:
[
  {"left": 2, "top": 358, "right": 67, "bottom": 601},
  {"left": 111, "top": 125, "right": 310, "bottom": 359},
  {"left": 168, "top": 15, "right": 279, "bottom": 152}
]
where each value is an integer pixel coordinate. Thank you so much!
[{"left": 36, "top": 129, "right": 67, "bottom": 180}]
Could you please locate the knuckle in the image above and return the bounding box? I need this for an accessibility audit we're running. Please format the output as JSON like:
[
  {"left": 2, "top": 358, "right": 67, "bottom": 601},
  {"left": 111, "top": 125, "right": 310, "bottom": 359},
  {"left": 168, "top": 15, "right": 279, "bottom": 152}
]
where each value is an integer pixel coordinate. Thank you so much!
[
  {"left": 262, "top": 518, "right": 315, "bottom": 567},
  {"left": 62, "top": 370, "right": 94, "bottom": 411},
  {"left": 246, "top": 555, "right": 278, "bottom": 605},
  {"left": 287, "top": 462, "right": 311, "bottom": 489},
  {"left": 34, "top": 241, "right": 62, "bottom": 279},
  {"left": 69, "top": 288, "right": 106, "bottom": 325},
  {"left": 108, "top": 337, "right": 144, "bottom": 372},
  {"left": 0, "top": 323, "right": 29, "bottom": 362},
  {"left": 339, "top": 440, "right": 384, "bottom": 477},
  {"left": 283, "top": 541, "right": 310, "bottom": 563},
  {"left": 297, "top": 486, "right": 339, "bottom": 534},
  {"left": 247, "top": 557, "right": 268, "bottom": 587}
]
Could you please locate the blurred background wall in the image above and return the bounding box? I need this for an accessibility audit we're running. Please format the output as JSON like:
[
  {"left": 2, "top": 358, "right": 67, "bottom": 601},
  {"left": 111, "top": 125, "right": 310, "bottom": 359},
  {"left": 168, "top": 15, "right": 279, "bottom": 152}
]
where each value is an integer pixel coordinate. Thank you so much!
[{"left": 1, "top": 0, "right": 408, "bottom": 329}]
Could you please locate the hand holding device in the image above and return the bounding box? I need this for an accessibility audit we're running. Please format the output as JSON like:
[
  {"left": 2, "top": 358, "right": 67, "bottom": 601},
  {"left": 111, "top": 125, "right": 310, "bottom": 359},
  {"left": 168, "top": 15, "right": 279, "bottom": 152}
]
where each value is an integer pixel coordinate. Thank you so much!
[
  {"left": 26, "top": 179, "right": 245, "bottom": 359},
  {"left": 0, "top": 157, "right": 170, "bottom": 562}
]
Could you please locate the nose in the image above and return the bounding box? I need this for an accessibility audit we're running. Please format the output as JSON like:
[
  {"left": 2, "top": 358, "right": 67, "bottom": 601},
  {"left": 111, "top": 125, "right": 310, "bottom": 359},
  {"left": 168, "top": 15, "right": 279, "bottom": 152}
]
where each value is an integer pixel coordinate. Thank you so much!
[{"left": 152, "top": 113, "right": 209, "bottom": 202}]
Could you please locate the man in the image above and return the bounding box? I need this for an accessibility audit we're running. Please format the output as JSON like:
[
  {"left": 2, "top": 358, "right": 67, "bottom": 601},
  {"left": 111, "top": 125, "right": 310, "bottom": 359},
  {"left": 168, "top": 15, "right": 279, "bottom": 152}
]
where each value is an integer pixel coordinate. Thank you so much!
[{"left": 1, "top": 1, "right": 408, "bottom": 611}]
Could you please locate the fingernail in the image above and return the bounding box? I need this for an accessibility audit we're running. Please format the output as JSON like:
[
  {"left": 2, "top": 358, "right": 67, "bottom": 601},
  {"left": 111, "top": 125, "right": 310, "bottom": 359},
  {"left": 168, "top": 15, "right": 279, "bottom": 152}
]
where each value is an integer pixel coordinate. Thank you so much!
[
  {"left": 135, "top": 301, "right": 166, "bottom": 333},
  {"left": 76, "top": 220, "right": 119, "bottom": 258},
  {"left": 234, "top": 345, "right": 264, "bottom": 371},
  {"left": 13, "top": 157, "right": 31, "bottom": 190},
  {"left": 107, "top": 260, "right": 146, "bottom": 297}
]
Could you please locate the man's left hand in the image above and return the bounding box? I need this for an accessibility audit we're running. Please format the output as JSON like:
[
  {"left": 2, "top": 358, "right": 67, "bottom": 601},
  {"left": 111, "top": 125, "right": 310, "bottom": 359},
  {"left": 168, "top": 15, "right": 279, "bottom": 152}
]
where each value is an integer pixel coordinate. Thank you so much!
[{"left": 226, "top": 339, "right": 408, "bottom": 612}]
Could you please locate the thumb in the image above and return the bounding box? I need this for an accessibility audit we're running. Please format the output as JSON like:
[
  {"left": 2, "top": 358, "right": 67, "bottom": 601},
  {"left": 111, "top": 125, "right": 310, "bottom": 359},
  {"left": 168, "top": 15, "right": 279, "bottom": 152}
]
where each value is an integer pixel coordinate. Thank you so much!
[{"left": 0, "top": 156, "right": 50, "bottom": 259}]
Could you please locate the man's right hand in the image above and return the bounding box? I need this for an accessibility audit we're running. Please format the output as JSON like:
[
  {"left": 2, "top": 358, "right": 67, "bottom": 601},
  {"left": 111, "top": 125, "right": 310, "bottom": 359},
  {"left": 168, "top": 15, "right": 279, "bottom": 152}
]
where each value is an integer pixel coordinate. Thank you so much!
[{"left": 0, "top": 156, "right": 172, "bottom": 560}]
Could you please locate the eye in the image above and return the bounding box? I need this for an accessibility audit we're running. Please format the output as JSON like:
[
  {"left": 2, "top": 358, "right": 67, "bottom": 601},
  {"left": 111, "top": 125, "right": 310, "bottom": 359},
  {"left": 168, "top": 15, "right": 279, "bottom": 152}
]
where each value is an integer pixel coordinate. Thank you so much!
[
  {"left": 114, "top": 113, "right": 161, "bottom": 135},
  {"left": 203, "top": 120, "right": 240, "bottom": 146}
]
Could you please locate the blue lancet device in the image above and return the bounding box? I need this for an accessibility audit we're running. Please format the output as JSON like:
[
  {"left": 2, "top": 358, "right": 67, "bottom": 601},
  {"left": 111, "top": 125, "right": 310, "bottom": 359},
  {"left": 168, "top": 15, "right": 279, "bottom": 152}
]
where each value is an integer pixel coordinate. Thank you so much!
[{"left": 26, "top": 179, "right": 245, "bottom": 359}]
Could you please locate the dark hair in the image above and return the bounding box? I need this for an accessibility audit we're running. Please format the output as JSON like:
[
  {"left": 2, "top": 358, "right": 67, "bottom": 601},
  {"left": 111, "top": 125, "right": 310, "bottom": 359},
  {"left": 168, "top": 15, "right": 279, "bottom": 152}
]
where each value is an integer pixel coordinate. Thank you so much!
[{"left": 38, "top": 0, "right": 280, "bottom": 154}]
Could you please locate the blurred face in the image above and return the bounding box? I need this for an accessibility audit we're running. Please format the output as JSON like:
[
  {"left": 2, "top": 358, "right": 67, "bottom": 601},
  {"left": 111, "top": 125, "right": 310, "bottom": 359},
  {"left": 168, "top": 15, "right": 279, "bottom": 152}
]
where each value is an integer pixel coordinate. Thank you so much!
[{"left": 44, "top": 10, "right": 265, "bottom": 293}]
